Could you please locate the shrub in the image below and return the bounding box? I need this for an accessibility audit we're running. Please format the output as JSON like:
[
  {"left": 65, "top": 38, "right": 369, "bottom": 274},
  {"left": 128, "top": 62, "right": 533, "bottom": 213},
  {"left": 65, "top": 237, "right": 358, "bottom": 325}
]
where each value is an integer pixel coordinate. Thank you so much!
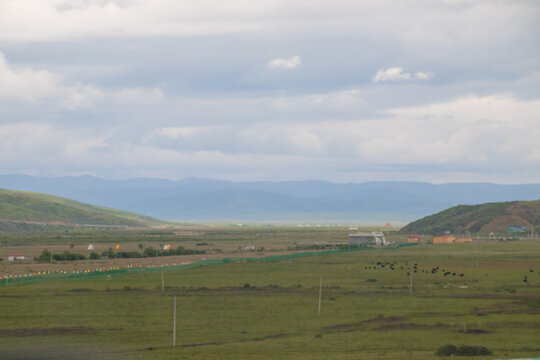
[
  {"left": 89, "top": 252, "right": 100, "bottom": 260},
  {"left": 35, "top": 249, "right": 52, "bottom": 262},
  {"left": 102, "top": 248, "right": 115, "bottom": 258},
  {"left": 435, "top": 344, "right": 492, "bottom": 357},
  {"left": 143, "top": 247, "right": 157, "bottom": 257},
  {"left": 455, "top": 345, "right": 492, "bottom": 356},
  {"left": 115, "top": 251, "right": 143, "bottom": 259},
  {"left": 174, "top": 246, "right": 205, "bottom": 255},
  {"left": 435, "top": 344, "right": 457, "bottom": 356},
  {"left": 52, "top": 251, "right": 86, "bottom": 261}
]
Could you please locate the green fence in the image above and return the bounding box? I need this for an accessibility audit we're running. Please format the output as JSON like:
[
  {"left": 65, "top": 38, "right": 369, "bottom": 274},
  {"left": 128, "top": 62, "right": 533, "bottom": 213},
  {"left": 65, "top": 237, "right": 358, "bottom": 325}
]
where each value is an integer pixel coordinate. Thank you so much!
[{"left": 1, "top": 243, "right": 418, "bottom": 287}]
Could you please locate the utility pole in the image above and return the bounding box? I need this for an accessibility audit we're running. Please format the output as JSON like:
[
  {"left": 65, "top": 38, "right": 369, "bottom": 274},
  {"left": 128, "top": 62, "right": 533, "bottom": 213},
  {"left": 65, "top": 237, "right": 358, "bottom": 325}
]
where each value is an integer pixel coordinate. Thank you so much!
[
  {"left": 173, "top": 295, "right": 177, "bottom": 347},
  {"left": 161, "top": 269, "right": 165, "bottom": 294},
  {"left": 318, "top": 276, "right": 322, "bottom": 315},
  {"left": 409, "top": 267, "right": 413, "bottom": 296}
]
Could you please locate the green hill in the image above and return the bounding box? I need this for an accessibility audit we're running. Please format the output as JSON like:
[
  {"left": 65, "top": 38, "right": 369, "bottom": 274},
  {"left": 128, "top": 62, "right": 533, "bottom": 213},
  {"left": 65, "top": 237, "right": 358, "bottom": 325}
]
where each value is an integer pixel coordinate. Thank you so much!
[
  {"left": 399, "top": 199, "right": 540, "bottom": 235},
  {"left": 0, "top": 189, "right": 162, "bottom": 230}
]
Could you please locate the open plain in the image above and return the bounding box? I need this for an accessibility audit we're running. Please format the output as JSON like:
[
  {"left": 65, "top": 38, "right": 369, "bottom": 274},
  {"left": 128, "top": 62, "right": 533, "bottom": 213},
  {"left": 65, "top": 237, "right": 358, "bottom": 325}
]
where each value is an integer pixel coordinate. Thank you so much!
[{"left": 0, "top": 227, "right": 539, "bottom": 359}]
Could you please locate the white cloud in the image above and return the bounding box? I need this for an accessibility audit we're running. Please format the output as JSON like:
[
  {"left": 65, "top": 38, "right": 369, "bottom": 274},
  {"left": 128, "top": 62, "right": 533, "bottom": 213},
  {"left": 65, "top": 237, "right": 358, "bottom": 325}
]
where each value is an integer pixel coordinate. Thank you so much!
[
  {"left": 372, "top": 67, "right": 433, "bottom": 82},
  {"left": 0, "top": 52, "right": 164, "bottom": 109},
  {"left": 1, "top": 0, "right": 535, "bottom": 49},
  {"left": 413, "top": 71, "right": 433, "bottom": 80},
  {"left": 0, "top": 123, "right": 108, "bottom": 166},
  {"left": 267, "top": 56, "right": 302, "bottom": 70},
  {"left": 0, "top": 52, "right": 63, "bottom": 102},
  {"left": 2, "top": 93, "right": 540, "bottom": 182},
  {"left": 151, "top": 127, "right": 200, "bottom": 139},
  {"left": 140, "top": 93, "right": 540, "bottom": 168}
]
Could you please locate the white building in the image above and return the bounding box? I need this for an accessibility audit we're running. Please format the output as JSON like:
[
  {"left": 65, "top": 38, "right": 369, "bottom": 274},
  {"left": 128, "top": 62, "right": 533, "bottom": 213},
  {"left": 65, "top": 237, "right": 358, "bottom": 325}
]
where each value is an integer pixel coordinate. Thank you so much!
[
  {"left": 8, "top": 254, "right": 26, "bottom": 262},
  {"left": 348, "top": 232, "right": 387, "bottom": 247}
]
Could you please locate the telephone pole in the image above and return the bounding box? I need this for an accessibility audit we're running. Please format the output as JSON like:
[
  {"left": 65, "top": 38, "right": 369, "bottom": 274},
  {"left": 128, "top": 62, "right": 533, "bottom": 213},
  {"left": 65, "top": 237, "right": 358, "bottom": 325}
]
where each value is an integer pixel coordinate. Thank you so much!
[
  {"left": 409, "top": 267, "right": 413, "bottom": 296},
  {"left": 318, "top": 276, "right": 322, "bottom": 315},
  {"left": 173, "top": 296, "right": 177, "bottom": 347}
]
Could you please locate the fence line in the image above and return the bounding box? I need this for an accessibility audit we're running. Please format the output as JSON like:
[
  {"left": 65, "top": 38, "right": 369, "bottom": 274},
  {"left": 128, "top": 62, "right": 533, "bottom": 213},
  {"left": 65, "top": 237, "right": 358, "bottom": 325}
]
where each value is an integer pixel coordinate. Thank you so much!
[{"left": 0, "top": 243, "right": 417, "bottom": 286}]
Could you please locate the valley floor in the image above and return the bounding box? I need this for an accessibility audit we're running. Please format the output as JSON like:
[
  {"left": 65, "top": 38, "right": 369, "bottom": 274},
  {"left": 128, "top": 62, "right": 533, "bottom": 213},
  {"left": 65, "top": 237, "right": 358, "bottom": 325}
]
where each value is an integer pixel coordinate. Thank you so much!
[{"left": 0, "top": 240, "right": 539, "bottom": 359}]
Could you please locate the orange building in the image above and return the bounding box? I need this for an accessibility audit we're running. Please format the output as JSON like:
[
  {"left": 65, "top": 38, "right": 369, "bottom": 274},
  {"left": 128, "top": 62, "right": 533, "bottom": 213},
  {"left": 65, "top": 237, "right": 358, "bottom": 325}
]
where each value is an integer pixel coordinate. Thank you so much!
[
  {"left": 433, "top": 235, "right": 456, "bottom": 244},
  {"left": 407, "top": 234, "right": 424, "bottom": 244},
  {"left": 455, "top": 237, "right": 472, "bottom": 243}
]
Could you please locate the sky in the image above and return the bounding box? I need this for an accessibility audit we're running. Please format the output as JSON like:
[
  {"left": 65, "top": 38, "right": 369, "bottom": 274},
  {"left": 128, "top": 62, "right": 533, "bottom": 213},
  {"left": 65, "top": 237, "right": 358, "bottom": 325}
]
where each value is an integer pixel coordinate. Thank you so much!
[{"left": 0, "top": 0, "right": 539, "bottom": 183}]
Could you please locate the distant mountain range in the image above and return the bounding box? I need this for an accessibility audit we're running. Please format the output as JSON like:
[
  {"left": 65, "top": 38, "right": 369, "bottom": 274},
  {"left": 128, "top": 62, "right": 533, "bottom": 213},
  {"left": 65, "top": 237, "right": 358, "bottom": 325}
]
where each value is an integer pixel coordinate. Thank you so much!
[
  {"left": 1, "top": 174, "right": 540, "bottom": 223},
  {"left": 0, "top": 188, "right": 161, "bottom": 232},
  {"left": 399, "top": 200, "right": 540, "bottom": 235}
]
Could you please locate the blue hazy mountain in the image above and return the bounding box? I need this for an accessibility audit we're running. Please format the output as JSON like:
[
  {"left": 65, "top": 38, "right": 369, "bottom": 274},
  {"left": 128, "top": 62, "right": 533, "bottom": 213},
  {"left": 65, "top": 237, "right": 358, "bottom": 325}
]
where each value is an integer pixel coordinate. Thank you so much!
[{"left": 1, "top": 174, "right": 540, "bottom": 223}]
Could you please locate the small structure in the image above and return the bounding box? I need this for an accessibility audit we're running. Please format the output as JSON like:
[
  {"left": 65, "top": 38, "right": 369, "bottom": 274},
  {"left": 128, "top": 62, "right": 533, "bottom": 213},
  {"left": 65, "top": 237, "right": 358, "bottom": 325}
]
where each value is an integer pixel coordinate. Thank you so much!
[
  {"left": 8, "top": 254, "right": 26, "bottom": 262},
  {"left": 509, "top": 226, "right": 527, "bottom": 233},
  {"left": 433, "top": 235, "right": 456, "bottom": 244},
  {"left": 407, "top": 234, "right": 424, "bottom": 244},
  {"left": 115, "top": 244, "right": 121, "bottom": 249},
  {"left": 87, "top": 244, "right": 95, "bottom": 250},
  {"left": 163, "top": 244, "right": 172, "bottom": 250},
  {"left": 348, "top": 232, "right": 387, "bottom": 247},
  {"left": 455, "top": 237, "right": 472, "bottom": 243},
  {"left": 245, "top": 245, "right": 256, "bottom": 251}
]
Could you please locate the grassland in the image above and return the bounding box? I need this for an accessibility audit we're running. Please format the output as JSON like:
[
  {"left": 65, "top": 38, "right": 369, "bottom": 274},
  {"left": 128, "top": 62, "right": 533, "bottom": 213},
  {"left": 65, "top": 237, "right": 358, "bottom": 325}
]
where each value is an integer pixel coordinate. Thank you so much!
[
  {"left": 0, "top": 236, "right": 539, "bottom": 360},
  {"left": 0, "top": 189, "right": 162, "bottom": 230},
  {"left": 0, "top": 225, "right": 369, "bottom": 276}
]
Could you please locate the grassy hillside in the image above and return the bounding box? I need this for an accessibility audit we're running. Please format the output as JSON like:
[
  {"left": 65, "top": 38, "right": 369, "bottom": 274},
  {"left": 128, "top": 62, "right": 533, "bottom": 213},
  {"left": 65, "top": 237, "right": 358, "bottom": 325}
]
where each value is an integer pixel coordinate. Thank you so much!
[
  {"left": 399, "top": 199, "right": 540, "bottom": 235},
  {"left": 0, "top": 189, "right": 161, "bottom": 229}
]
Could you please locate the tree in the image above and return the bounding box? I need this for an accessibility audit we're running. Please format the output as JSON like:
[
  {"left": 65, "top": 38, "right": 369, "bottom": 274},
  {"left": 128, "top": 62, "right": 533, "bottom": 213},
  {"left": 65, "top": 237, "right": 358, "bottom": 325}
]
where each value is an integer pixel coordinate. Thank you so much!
[{"left": 35, "top": 249, "right": 52, "bottom": 263}]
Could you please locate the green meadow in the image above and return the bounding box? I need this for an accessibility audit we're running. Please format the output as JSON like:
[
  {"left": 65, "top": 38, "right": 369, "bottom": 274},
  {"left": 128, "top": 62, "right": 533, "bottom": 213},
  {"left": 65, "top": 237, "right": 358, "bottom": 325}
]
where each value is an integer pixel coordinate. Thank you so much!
[{"left": 1, "top": 241, "right": 539, "bottom": 360}]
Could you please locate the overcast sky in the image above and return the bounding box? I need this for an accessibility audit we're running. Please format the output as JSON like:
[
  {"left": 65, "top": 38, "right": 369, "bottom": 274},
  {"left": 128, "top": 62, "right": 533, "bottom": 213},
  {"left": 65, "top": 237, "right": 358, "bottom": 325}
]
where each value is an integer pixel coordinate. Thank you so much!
[{"left": 1, "top": 0, "right": 539, "bottom": 183}]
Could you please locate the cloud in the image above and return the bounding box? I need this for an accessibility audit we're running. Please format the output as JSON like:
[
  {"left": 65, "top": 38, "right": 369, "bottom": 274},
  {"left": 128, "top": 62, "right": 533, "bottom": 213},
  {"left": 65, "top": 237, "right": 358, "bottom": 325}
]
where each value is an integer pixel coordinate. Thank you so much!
[
  {"left": 0, "top": 52, "right": 63, "bottom": 102},
  {"left": 2, "top": 93, "right": 540, "bottom": 183},
  {"left": 372, "top": 67, "right": 433, "bottom": 82},
  {"left": 0, "top": 52, "right": 164, "bottom": 109},
  {"left": 1, "top": 0, "right": 537, "bottom": 47},
  {"left": 141, "top": 93, "right": 540, "bottom": 165},
  {"left": 0, "top": 1, "right": 539, "bottom": 183},
  {"left": 267, "top": 56, "right": 302, "bottom": 69}
]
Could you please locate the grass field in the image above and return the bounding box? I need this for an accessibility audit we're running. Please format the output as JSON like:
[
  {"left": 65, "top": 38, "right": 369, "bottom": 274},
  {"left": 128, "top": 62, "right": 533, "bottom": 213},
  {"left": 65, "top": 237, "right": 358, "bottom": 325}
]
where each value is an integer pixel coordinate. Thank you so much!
[
  {"left": 0, "top": 225, "right": 360, "bottom": 275},
  {"left": 0, "top": 238, "right": 539, "bottom": 360}
]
